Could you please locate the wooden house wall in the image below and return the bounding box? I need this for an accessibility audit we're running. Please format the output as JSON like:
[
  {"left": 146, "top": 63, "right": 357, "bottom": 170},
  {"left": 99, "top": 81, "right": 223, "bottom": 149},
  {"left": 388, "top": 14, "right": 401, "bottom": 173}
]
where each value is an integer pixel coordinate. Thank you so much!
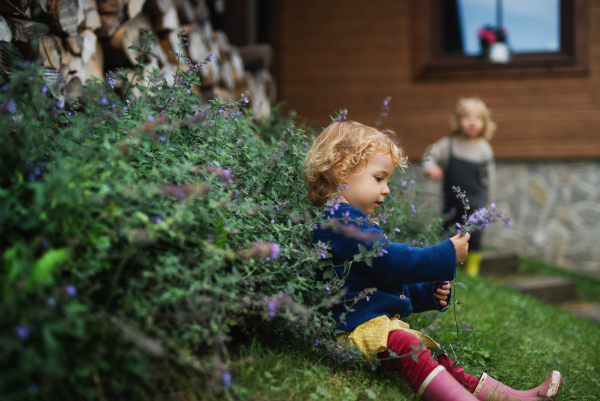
[{"left": 278, "top": 0, "right": 600, "bottom": 160}]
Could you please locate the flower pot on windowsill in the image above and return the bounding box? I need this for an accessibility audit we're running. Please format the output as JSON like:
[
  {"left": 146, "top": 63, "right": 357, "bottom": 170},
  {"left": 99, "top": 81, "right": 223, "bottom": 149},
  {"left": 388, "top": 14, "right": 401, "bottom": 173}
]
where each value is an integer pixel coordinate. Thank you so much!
[{"left": 488, "top": 42, "right": 511, "bottom": 64}]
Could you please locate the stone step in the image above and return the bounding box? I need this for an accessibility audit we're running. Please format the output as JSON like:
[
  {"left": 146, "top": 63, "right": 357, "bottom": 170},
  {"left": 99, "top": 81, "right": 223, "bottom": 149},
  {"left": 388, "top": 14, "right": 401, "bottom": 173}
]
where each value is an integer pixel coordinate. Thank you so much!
[
  {"left": 560, "top": 302, "right": 600, "bottom": 325},
  {"left": 505, "top": 276, "right": 577, "bottom": 304},
  {"left": 479, "top": 252, "right": 519, "bottom": 277}
]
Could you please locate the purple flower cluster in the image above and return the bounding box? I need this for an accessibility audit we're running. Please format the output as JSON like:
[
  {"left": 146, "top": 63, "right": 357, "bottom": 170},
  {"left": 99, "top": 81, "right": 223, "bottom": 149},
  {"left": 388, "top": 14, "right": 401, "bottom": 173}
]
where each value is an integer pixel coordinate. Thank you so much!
[
  {"left": 375, "top": 96, "right": 392, "bottom": 127},
  {"left": 465, "top": 205, "right": 513, "bottom": 231},
  {"left": 452, "top": 186, "right": 512, "bottom": 234},
  {"left": 266, "top": 295, "right": 281, "bottom": 317},
  {"left": 267, "top": 142, "right": 288, "bottom": 162},
  {"left": 326, "top": 197, "right": 343, "bottom": 216},
  {"left": 222, "top": 370, "right": 232, "bottom": 389},
  {"left": 318, "top": 242, "right": 327, "bottom": 259},
  {"left": 65, "top": 285, "right": 76, "bottom": 297},
  {"left": 253, "top": 242, "right": 280, "bottom": 260},
  {"left": 14, "top": 324, "right": 32, "bottom": 340},
  {"left": 375, "top": 244, "right": 388, "bottom": 257},
  {"left": 160, "top": 183, "right": 210, "bottom": 199},
  {"left": 317, "top": 218, "right": 382, "bottom": 243},
  {"left": 6, "top": 99, "right": 16, "bottom": 114},
  {"left": 336, "top": 109, "right": 348, "bottom": 121},
  {"left": 410, "top": 240, "right": 428, "bottom": 247},
  {"left": 206, "top": 165, "right": 232, "bottom": 181}
]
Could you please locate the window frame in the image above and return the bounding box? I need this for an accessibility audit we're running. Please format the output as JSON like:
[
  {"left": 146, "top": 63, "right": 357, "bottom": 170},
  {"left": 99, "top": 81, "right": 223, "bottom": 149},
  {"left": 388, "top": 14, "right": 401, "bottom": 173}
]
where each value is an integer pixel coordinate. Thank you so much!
[{"left": 411, "top": 0, "right": 589, "bottom": 80}]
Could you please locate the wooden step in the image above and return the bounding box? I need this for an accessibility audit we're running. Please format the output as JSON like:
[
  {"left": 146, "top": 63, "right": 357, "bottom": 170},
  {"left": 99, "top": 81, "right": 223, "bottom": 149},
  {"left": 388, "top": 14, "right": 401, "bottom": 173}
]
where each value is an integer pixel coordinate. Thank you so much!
[
  {"left": 505, "top": 276, "right": 577, "bottom": 304},
  {"left": 479, "top": 252, "right": 519, "bottom": 277}
]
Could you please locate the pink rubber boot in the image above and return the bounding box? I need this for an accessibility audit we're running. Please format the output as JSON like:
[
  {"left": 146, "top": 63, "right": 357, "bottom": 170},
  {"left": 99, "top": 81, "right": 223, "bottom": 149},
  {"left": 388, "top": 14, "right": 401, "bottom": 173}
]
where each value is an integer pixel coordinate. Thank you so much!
[
  {"left": 418, "top": 366, "right": 479, "bottom": 400},
  {"left": 473, "top": 371, "right": 562, "bottom": 401}
]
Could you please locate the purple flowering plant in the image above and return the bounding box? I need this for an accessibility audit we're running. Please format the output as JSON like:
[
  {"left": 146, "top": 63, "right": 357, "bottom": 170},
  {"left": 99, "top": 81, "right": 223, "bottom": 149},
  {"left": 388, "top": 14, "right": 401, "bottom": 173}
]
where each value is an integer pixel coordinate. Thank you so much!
[{"left": 0, "top": 45, "right": 481, "bottom": 394}]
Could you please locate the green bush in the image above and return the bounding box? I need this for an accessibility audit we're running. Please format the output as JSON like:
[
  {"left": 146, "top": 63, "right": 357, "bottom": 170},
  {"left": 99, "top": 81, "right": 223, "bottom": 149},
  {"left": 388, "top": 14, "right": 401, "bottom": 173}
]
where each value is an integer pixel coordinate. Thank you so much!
[{"left": 0, "top": 35, "right": 443, "bottom": 399}]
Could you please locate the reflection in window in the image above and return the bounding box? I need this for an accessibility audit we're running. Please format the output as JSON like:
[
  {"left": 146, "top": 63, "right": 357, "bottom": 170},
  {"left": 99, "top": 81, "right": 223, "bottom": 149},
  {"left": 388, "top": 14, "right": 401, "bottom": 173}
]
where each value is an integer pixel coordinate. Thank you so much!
[{"left": 442, "top": 0, "right": 561, "bottom": 56}]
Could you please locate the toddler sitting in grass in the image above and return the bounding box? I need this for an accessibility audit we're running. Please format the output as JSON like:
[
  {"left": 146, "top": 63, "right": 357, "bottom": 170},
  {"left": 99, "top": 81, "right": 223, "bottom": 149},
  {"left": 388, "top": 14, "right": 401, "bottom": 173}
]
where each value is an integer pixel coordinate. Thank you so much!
[{"left": 304, "top": 121, "right": 562, "bottom": 401}]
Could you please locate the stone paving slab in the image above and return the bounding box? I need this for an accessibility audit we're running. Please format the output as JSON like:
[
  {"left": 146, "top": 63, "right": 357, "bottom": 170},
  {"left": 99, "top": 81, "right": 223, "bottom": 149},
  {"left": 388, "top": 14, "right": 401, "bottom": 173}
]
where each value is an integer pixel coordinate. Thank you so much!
[
  {"left": 504, "top": 276, "right": 577, "bottom": 304},
  {"left": 560, "top": 302, "right": 600, "bottom": 325},
  {"left": 480, "top": 252, "right": 519, "bottom": 277}
]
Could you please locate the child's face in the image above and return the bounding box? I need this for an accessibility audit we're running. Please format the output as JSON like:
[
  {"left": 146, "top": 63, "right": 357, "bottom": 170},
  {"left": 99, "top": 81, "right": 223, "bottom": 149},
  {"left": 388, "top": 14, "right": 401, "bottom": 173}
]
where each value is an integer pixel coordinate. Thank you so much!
[
  {"left": 459, "top": 108, "right": 484, "bottom": 139},
  {"left": 340, "top": 153, "right": 395, "bottom": 216}
]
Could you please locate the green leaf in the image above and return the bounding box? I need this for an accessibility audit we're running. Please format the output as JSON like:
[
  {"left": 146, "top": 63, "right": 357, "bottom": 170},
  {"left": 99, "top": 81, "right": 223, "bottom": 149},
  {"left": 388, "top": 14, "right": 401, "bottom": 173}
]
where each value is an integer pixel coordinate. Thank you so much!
[
  {"left": 133, "top": 211, "right": 149, "bottom": 223},
  {"left": 365, "top": 257, "right": 373, "bottom": 267},
  {"left": 316, "top": 386, "right": 329, "bottom": 396},
  {"left": 365, "top": 389, "right": 376, "bottom": 399},
  {"left": 127, "top": 45, "right": 142, "bottom": 52},
  {"left": 411, "top": 353, "right": 419, "bottom": 363},
  {"left": 459, "top": 321, "right": 474, "bottom": 331},
  {"left": 357, "top": 243, "right": 367, "bottom": 255},
  {"left": 215, "top": 218, "right": 227, "bottom": 248},
  {"left": 27, "top": 249, "right": 68, "bottom": 288},
  {"left": 456, "top": 281, "right": 468, "bottom": 290},
  {"left": 323, "top": 268, "right": 335, "bottom": 279},
  {"left": 3, "top": 246, "right": 21, "bottom": 291}
]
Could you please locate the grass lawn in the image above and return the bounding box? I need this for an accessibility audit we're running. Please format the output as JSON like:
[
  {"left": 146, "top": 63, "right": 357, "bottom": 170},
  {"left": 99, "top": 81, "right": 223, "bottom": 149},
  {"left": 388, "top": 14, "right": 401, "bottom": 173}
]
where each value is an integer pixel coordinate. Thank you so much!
[{"left": 220, "top": 268, "right": 600, "bottom": 400}]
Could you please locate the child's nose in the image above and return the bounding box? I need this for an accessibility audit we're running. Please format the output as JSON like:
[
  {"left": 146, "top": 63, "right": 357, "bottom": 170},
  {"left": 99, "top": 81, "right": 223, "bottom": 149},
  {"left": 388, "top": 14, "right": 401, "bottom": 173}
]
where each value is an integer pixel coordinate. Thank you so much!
[{"left": 383, "top": 184, "right": 390, "bottom": 195}]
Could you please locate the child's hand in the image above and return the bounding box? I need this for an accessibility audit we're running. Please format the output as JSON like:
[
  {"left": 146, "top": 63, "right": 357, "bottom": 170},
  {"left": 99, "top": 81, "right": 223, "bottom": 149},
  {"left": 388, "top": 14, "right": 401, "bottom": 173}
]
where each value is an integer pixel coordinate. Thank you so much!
[
  {"left": 450, "top": 232, "right": 470, "bottom": 264},
  {"left": 427, "top": 165, "right": 444, "bottom": 180},
  {"left": 432, "top": 282, "right": 451, "bottom": 306}
]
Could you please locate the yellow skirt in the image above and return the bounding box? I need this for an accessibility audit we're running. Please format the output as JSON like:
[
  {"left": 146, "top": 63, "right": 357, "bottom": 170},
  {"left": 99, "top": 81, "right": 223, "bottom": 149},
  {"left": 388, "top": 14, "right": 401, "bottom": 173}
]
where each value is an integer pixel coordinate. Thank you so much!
[{"left": 337, "top": 315, "right": 439, "bottom": 361}]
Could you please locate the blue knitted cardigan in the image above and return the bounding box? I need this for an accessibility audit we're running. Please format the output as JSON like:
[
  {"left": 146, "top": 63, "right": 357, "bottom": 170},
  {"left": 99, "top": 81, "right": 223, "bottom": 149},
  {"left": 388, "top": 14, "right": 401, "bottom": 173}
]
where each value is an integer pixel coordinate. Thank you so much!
[{"left": 313, "top": 203, "right": 457, "bottom": 333}]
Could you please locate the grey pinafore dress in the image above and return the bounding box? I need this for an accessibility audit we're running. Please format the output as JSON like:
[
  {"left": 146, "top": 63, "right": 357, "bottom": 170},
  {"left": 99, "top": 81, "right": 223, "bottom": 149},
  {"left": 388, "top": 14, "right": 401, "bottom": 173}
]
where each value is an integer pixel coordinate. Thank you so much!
[{"left": 442, "top": 139, "right": 490, "bottom": 251}]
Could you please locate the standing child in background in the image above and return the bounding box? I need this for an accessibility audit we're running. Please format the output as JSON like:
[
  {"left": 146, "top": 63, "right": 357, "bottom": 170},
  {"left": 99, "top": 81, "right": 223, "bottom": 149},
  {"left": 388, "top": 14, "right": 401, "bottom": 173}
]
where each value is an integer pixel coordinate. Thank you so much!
[
  {"left": 304, "top": 121, "right": 561, "bottom": 401},
  {"left": 423, "top": 97, "right": 496, "bottom": 277}
]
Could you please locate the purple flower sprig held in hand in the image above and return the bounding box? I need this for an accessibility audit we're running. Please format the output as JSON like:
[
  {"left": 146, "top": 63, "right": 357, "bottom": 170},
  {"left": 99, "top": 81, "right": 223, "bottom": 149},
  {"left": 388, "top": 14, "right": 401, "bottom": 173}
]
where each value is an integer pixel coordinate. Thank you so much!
[{"left": 451, "top": 186, "right": 512, "bottom": 236}]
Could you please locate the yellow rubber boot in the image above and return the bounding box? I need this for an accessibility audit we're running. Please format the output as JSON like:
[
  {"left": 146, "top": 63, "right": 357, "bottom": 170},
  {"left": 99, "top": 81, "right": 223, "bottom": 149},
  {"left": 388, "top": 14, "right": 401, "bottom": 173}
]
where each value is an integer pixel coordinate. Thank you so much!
[{"left": 464, "top": 251, "right": 481, "bottom": 277}]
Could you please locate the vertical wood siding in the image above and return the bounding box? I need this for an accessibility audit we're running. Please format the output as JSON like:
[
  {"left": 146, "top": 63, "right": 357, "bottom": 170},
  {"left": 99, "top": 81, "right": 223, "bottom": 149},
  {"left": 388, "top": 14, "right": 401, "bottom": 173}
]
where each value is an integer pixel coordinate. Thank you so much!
[{"left": 280, "top": 0, "right": 600, "bottom": 160}]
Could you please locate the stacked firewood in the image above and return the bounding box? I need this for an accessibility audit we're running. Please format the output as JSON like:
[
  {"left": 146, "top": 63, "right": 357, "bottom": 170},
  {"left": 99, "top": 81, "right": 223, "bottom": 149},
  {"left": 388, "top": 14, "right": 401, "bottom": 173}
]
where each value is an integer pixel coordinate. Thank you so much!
[{"left": 0, "top": 0, "right": 274, "bottom": 118}]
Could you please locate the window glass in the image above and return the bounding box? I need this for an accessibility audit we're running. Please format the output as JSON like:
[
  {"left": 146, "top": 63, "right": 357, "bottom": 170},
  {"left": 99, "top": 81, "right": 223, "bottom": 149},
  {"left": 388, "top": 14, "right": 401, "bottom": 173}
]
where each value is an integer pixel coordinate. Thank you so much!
[{"left": 456, "top": 0, "right": 560, "bottom": 55}]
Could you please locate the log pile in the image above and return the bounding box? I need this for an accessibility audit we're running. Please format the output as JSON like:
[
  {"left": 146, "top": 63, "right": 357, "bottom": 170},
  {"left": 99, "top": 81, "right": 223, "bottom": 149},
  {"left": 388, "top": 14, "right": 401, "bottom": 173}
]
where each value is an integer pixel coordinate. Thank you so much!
[{"left": 0, "top": 0, "right": 275, "bottom": 118}]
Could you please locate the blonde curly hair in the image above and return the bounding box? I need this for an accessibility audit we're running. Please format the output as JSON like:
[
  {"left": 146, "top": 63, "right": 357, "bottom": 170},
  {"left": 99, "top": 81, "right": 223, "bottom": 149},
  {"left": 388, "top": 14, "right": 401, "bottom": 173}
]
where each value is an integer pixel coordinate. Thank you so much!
[
  {"left": 450, "top": 97, "right": 496, "bottom": 141},
  {"left": 304, "top": 121, "right": 408, "bottom": 207}
]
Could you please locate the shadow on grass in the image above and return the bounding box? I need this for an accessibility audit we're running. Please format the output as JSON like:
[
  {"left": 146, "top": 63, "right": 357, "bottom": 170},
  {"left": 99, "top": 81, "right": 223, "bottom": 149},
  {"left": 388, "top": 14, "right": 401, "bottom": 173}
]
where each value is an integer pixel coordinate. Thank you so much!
[{"left": 226, "top": 336, "right": 417, "bottom": 401}]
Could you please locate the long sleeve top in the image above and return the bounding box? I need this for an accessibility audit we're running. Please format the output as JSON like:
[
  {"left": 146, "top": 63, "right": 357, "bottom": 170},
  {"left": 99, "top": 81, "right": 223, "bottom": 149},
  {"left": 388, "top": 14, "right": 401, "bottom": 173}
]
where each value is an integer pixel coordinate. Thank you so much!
[
  {"left": 313, "top": 203, "right": 457, "bottom": 332},
  {"left": 422, "top": 136, "right": 497, "bottom": 202}
]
